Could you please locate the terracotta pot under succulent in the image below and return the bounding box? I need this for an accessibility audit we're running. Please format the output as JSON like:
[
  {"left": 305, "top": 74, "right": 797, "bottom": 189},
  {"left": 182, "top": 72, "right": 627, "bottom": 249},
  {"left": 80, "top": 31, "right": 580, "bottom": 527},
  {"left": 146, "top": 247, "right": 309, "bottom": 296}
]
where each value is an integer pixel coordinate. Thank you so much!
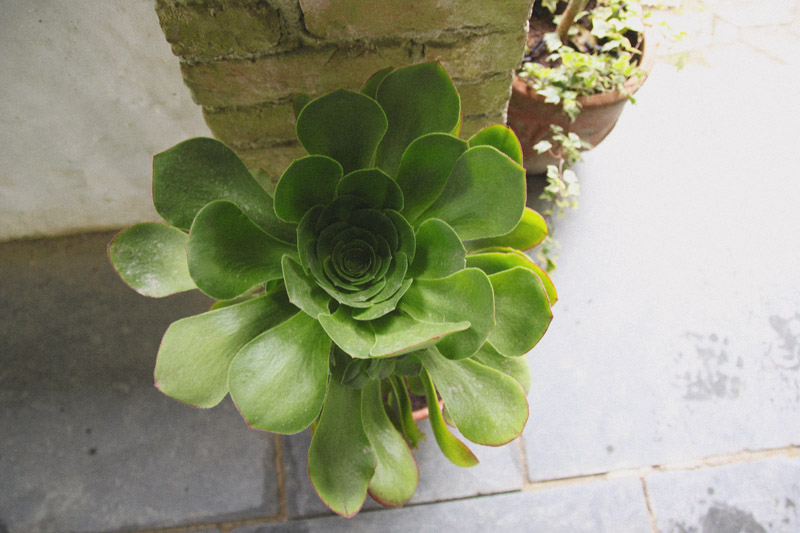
[{"left": 507, "top": 1, "right": 656, "bottom": 174}]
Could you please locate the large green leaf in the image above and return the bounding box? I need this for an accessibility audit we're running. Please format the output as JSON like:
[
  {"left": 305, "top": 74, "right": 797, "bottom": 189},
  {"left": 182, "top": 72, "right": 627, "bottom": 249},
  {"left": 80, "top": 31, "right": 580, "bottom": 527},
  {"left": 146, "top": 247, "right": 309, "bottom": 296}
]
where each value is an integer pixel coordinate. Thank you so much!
[
  {"left": 336, "top": 169, "right": 404, "bottom": 211},
  {"left": 154, "top": 291, "right": 296, "bottom": 408},
  {"left": 420, "top": 369, "right": 478, "bottom": 467},
  {"left": 370, "top": 311, "right": 470, "bottom": 358},
  {"left": 466, "top": 249, "right": 557, "bottom": 305},
  {"left": 360, "top": 67, "right": 393, "bottom": 99},
  {"left": 282, "top": 255, "right": 331, "bottom": 317},
  {"left": 296, "top": 89, "right": 388, "bottom": 175},
  {"left": 375, "top": 63, "right": 461, "bottom": 176},
  {"left": 361, "top": 380, "right": 419, "bottom": 507},
  {"left": 465, "top": 208, "right": 548, "bottom": 252},
  {"left": 471, "top": 342, "right": 531, "bottom": 394},
  {"left": 228, "top": 311, "right": 330, "bottom": 433},
  {"left": 419, "top": 348, "right": 528, "bottom": 446},
  {"left": 394, "top": 133, "right": 467, "bottom": 223},
  {"left": 273, "top": 155, "right": 343, "bottom": 223},
  {"left": 468, "top": 124, "right": 524, "bottom": 165},
  {"left": 317, "top": 307, "right": 374, "bottom": 358},
  {"left": 399, "top": 269, "right": 494, "bottom": 360},
  {"left": 407, "top": 218, "right": 466, "bottom": 280},
  {"left": 152, "top": 137, "right": 295, "bottom": 243},
  {"left": 108, "top": 223, "right": 195, "bottom": 297},
  {"left": 416, "top": 146, "right": 526, "bottom": 240},
  {"left": 318, "top": 307, "right": 470, "bottom": 359},
  {"left": 487, "top": 267, "right": 553, "bottom": 357},
  {"left": 187, "top": 201, "right": 298, "bottom": 300},
  {"left": 308, "top": 377, "right": 376, "bottom": 517}
]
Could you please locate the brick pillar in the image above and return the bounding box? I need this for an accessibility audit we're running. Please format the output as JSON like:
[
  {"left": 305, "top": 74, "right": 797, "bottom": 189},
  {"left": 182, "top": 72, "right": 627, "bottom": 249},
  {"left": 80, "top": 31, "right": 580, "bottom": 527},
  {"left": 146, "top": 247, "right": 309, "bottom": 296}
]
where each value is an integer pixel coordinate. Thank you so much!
[{"left": 156, "top": 0, "right": 534, "bottom": 184}]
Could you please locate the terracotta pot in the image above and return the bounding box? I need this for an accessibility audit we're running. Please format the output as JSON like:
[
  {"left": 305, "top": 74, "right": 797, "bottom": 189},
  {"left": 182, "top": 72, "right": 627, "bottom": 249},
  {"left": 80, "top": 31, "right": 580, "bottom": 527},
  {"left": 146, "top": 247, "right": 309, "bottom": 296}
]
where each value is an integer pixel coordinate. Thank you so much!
[
  {"left": 506, "top": 31, "right": 656, "bottom": 174},
  {"left": 411, "top": 399, "right": 443, "bottom": 421}
]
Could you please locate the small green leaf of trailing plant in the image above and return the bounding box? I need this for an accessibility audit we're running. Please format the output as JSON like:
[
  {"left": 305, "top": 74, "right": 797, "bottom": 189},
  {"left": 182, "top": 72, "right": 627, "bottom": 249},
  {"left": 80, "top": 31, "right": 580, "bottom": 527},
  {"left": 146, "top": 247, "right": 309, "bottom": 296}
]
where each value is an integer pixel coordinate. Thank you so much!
[
  {"left": 534, "top": 124, "right": 589, "bottom": 272},
  {"left": 535, "top": 125, "right": 588, "bottom": 218},
  {"left": 108, "top": 62, "right": 556, "bottom": 517}
]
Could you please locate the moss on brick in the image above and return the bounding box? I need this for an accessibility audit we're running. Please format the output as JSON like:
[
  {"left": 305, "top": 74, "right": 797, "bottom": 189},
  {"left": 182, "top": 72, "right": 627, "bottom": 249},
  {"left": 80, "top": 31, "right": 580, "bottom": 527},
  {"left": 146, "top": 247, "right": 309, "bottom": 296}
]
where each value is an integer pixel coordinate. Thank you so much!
[
  {"left": 298, "top": 0, "right": 532, "bottom": 41},
  {"left": 236, "top": 142, "right": 309, "bottom": 185},
  {"left": 455, "top": 74, "right": 514, "bottom": 117},
  {"left": 460, "top": 113, "right": 509, "bottom": 139},
  {"left": 156, "top": 0, "right": 282, "bottom": 61},
  {"left": 181, "top": 44, "right": 415, "bottom": 107},
  {"left": 424, "top": 31, "right": 527, "bottom": 80},
  {"left": 203, "top": 102, "right": 297, "bottom": 147}
]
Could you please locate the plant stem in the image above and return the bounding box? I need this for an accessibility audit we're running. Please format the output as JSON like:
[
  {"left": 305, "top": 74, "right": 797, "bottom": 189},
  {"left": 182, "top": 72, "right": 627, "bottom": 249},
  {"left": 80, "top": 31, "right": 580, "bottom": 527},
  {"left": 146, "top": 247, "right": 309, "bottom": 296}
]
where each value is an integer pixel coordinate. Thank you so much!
[{"left": 555, "top": 0, "right": 589, "bottom": 43}]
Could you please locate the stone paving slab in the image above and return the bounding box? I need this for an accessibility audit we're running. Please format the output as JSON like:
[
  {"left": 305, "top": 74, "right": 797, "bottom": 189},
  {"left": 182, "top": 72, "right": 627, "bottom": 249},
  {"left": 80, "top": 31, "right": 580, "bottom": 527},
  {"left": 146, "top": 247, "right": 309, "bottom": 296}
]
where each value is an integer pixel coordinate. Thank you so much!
[
  {"left": 282, "top": 417, "right": 524, "bottom": 518},
  {"left": 523, "top": 42, "right": 800, "bottom": 481},
  {"left": 645, "top": 455, "right": 800, "bottom": 532},
  {"left": 236, "top": 477, "right": 651, "bottom": 533},
  {"left": 0, "top": 233, "right": 279, "bottom": 532},
  {"left": 703, "top": 0, "right": 798, "bottom": 28}
]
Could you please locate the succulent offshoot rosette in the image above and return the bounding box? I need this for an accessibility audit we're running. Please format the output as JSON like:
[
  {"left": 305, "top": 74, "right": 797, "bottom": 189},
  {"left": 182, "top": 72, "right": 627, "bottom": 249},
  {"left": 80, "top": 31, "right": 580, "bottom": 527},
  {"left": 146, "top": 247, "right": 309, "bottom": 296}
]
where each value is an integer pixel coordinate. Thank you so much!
[{"left": 108, "top": 62, "right": 556, "bottom": 517}]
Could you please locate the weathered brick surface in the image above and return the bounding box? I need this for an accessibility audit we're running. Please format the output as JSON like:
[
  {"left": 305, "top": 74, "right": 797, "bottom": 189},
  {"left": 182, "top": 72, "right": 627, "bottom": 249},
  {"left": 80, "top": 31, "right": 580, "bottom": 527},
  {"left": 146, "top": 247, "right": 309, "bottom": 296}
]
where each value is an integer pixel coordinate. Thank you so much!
[
  {"left": 455, "top": 74, "right": 515, "bottom": 118},
  {"left": 461, "top": 112, "right": 508, "bottom": 139},
  {"left": 181, "top": 44, "right": 416, "bottom": 107},
  {"left": 237, "top": 142, "right": 308, "bottom": 183},
  {"left": 298, "top": 0, "right": 532, "bottom": 41},
  {"left": 156, "top": 0, "right": 282, "bottom": 60},
  {"left": 156, "top": 0, "right": 533, "bottom": 174},
  {"left": 424, "top": 31, "right": 527, "bottom": 79},
  {"left": 203, "top": 102, "right": 297, "bottom": 148}
]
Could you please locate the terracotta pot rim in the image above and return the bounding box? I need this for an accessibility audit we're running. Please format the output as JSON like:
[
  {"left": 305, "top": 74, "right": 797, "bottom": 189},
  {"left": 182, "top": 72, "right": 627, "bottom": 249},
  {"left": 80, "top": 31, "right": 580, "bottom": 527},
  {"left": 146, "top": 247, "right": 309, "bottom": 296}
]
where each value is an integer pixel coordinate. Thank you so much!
[
  {"left": 411, "top": 399, "right": 443, "bottom": 421},
  {"left": 513, "top": 28, "right": 656, "bottom": 109}
]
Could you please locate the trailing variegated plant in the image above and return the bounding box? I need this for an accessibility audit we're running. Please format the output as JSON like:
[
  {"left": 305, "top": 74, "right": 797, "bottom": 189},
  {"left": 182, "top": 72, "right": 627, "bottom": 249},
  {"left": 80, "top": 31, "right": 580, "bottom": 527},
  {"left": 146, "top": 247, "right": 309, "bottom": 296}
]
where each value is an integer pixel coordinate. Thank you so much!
[{"left": 108, "top": 62, "right": 556, "bottom": 517}]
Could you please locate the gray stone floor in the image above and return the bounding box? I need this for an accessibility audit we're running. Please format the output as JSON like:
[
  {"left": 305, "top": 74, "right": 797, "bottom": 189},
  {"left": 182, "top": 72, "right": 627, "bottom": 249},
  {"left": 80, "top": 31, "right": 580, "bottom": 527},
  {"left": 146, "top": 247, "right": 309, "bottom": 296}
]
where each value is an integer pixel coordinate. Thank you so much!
[{"left": 2, "top": 2, "right": 800, "bottom": 532}]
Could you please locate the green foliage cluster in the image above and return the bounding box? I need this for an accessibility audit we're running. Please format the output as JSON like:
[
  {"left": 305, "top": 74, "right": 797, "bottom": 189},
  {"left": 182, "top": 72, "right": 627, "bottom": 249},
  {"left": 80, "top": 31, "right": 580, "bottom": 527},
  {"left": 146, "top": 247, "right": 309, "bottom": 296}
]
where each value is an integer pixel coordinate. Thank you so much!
[
  {"left": 519, "top": 0, "right": 647, "bottom": 120},
  {"left": 108, "top": 63, "right": 556, "bottom": 517},
  {"left": 535, "top": 125, "right": 590, "bottom": 216}
]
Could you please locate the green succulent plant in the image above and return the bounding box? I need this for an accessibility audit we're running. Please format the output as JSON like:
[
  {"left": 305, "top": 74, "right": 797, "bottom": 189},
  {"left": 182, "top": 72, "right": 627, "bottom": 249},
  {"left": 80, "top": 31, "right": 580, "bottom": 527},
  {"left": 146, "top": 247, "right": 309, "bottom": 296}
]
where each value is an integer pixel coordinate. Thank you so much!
[{"left": 108, "top": 62, "right": 556, "bottom": 517}]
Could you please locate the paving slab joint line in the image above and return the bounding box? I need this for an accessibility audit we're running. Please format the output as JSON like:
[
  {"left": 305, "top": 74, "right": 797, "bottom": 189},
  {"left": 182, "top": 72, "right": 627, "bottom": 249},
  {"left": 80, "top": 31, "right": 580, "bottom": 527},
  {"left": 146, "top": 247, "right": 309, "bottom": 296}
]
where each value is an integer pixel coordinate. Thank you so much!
[
  {"left": 640, "top": 477, "right": 659, "bottom": 533},
  {"left": 521, "top": 444, "right": 800, "bottom": 493},
  {"left": 517, "top": 435, "right": 531, "bottom": 486}
]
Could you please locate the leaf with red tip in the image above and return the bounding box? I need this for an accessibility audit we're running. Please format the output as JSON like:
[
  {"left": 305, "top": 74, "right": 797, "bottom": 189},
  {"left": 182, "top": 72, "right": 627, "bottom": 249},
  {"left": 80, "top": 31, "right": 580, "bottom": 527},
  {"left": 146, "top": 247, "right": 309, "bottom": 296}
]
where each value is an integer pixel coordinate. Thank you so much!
[
  {"left": 465, "top": 208, "right": 548, "bottom": 252},
  {"left": 228, "top": 311, "right": 331, "bottom": 434},
  {"left": 108, "top": 223, "right": 195, "bottom": 298},
  {"left": 362, "top": 380, "right": 419, "bottom": 507},
  {"left": 154, "top": 291, "right": 296, "bottom": 408},
  {"left": 308, "top": 377, "right": 376, "bottom": 517},
  {"left": 419, "top": 369, "right": 478, "bottom": 467},
  {"left": 418, "top": 348, "right": 528, "bottom": 446}
]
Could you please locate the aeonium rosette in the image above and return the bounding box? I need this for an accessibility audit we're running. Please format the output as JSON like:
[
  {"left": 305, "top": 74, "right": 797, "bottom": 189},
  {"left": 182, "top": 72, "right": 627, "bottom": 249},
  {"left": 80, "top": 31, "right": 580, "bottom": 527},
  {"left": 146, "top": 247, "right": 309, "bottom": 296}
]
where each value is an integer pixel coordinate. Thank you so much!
[{"left": 108, "top": 62, "right": 557, "bottom": 517}]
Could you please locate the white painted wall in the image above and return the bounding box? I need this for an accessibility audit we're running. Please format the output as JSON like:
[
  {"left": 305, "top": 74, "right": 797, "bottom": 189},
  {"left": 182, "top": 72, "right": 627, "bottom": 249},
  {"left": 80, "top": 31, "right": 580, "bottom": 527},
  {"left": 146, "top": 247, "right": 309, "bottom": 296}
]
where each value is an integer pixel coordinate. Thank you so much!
[{"left": 0, "top": 0, "right": 211, "bottom": 241}]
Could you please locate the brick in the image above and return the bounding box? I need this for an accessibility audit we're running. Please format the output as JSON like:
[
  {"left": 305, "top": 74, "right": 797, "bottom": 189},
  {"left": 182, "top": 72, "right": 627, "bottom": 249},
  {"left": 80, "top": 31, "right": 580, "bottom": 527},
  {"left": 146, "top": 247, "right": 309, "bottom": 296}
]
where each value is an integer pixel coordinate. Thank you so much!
[
  {"left": 424, "top": 31, "right": 527, "bottom": 79},
  {"left": 236, "top": 142, "right": 308, "bottom": 184},
  {"left": 455, "top": 74, "right": 514, "bottom": 118},
  {"left": 298, "top": 0, "right": 533, "bottom": 41},
  {"left": 156, "top": 0, "right": 282, "bottom": 61},
  {"left": 460, "top": 113, "right": 508, "bottom": 139},
  {"left": 203, "top": 102, "right": 298, "bottom": 148},
  {"left": 181, "top": 44, "right": 415, "bottom": 107},
  {"left": 201, "top": 74, "right": 513, "bottom": 151}
]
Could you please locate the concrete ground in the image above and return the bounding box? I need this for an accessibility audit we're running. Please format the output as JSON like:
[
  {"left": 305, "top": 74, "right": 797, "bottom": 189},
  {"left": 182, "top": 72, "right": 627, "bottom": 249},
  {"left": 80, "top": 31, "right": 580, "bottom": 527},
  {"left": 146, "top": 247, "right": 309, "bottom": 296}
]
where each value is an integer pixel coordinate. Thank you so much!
[{"left": 2, "top": 2, "right": 799, "bottom": 532}]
